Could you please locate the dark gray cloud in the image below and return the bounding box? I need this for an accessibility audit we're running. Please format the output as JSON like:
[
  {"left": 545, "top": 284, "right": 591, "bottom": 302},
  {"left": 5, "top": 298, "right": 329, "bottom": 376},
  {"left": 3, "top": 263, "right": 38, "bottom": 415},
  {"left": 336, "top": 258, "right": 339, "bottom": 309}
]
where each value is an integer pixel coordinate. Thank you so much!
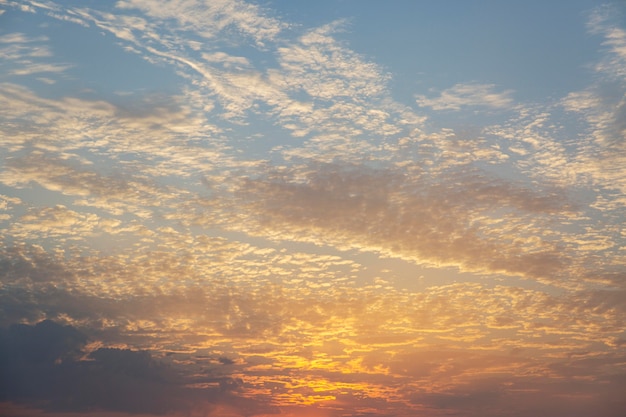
[
  {"left": 0, "top": 320, "right": 269, "bottom": 416},
  {"left": 0, "top": 320, "right": 177, "bottom": 414},
  {"left": 413, "top": 377, "right": 626, "bottom": 417}
]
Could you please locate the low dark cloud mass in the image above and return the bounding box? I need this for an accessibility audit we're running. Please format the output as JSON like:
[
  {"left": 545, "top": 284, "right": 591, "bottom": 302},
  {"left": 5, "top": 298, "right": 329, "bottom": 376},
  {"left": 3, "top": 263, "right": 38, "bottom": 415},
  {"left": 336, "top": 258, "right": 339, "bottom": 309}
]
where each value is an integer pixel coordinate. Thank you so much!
[
  {"left": 0, "top": 320, "right": 87, "bottom": 400},
  {"left": 0, "top": 320, "right": 261, "bottom": 416},
  {"left": 0, "top": 320, "right": 170, "bottom": 414}
]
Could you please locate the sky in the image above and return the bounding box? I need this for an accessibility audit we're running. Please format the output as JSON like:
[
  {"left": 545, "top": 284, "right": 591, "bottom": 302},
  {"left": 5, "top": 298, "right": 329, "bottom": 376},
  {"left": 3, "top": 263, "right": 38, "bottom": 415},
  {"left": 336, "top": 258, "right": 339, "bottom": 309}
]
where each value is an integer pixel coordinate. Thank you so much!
[{"left": 1, "top": 1, "right": 626, "bottom": 416}]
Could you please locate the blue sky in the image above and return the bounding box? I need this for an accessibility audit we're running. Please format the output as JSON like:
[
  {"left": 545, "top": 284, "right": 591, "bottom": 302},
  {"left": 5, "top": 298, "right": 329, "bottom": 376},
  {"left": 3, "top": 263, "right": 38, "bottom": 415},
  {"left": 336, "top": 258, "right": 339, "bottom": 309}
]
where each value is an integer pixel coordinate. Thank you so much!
[
  {"left": 1, "top": 1, "right": 626, "bottom": 417},
  {"left": 269, "top": 0, "right": 605, "bottom": 101}
]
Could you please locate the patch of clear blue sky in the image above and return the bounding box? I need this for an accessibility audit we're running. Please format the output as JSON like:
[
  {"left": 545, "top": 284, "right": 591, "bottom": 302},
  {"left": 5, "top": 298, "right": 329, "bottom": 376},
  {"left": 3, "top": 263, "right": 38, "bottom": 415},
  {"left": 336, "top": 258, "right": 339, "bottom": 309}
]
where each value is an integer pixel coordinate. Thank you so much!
[
  {"left": 265, "top": 0, "right": 608, "bottom": 104},
  {"left": 0, "top": 5, "right": 181, "bottom": 101}
]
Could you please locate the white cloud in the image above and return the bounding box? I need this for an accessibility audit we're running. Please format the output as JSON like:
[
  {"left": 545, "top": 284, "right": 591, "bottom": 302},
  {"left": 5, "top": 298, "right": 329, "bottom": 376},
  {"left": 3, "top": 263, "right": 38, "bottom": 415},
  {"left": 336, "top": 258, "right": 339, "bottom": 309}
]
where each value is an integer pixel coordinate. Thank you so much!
[
  {"left": 115, "top": 0, "right": 286, "bottom": 45},
  {"left": 559, "top": 7, "right": 626, "bottom": 196},
  {"left": 0, "top": 32, "right": 72, "bottom": 76},
  {"left": 416, "top": 83, "right": 514, "bottom": 111}
]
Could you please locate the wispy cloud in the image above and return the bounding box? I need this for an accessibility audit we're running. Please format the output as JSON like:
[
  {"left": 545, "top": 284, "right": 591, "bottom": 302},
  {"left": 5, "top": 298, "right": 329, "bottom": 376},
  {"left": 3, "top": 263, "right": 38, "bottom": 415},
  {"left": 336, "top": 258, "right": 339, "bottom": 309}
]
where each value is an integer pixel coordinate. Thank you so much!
[
  {"left": 0, "top": 32, "right": 72, "bottom": 76},
  {"left": 116, "top": 0, "right": 286, "bottom": 45},
  {"left": 416, "top": 83, "right": 514, "bottom": 111}
]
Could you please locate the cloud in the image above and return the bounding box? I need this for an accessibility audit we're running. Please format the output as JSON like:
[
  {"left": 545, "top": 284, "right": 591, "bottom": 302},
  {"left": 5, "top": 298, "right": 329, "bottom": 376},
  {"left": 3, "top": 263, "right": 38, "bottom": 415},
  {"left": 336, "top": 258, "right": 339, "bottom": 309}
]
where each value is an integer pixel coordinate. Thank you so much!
[
  {"left": 0, "top": 32, "right": 73, "bottom": 77},
  {"left": 1, "top": 321, "right": 180, "bottom": 412},
  {"left": 116, "top": 0, "right": 286, "bottom": 45},
  {"left": 1, "top": 245, "right": 625, "bottom": 416},
  {"left": 0, "top": 320, "right": 269, "bottom": 415},
  {"left": 233, "top": 162, "right": 581, "bottom": 283},
  {"left": 0, "top": 82, "right": 216, "bottom": 164},
  {"left": 559, "top": 6, "right": 626, "bottom": 196},
  {"left": 416, "top": 83, "right": 514, "bottom": 111}
]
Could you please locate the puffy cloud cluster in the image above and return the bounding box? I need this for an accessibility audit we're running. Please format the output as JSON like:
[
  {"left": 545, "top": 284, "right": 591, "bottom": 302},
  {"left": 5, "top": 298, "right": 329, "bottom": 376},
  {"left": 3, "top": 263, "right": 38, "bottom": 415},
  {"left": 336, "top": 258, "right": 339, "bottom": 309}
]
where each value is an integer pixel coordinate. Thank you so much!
[{"left": 235, "top": 162, "right": 590, "bottom": 285}]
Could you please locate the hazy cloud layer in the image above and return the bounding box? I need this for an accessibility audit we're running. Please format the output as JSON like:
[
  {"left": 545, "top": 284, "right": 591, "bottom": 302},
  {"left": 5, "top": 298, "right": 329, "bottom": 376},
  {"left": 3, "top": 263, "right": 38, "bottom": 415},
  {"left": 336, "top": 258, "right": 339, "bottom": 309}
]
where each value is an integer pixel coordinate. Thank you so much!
[{"left": 416, "top": 83, "right": 514, "bottom": 111}]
